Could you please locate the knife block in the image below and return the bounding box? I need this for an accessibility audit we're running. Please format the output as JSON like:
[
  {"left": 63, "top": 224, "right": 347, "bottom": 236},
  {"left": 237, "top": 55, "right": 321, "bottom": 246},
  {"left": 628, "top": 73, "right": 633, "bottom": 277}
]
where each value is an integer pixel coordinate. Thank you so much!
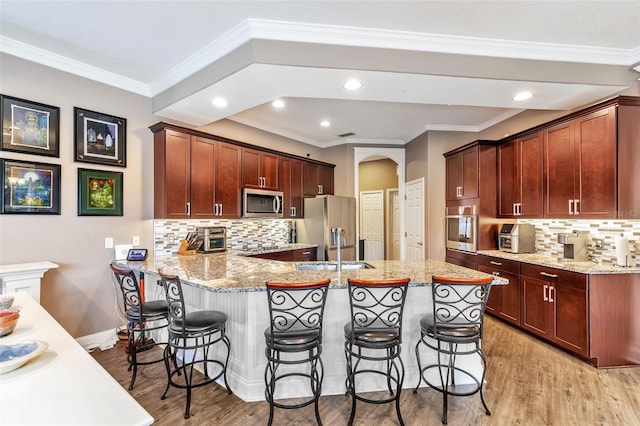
[{"left": 177, "top": 240, "right": 197, "bottom": 256}]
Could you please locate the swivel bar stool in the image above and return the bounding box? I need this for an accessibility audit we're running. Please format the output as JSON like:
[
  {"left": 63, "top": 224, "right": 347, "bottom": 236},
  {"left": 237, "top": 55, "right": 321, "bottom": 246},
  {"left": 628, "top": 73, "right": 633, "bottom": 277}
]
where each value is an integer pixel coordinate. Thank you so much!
[
  {"left": 110, "top": 263, "right": 170, "bottom": 390},
  {"left": 344, "top": 277, "right": 410, "bottom": 426},
  {"left": 264, "top": 279, "right": 331, "bottom": 426},
  {"left": 413, "top": 275, "right": 493, "bottom": 424},
  {"left": 157, "top": 270, "right": 233, "bottom": 419}
]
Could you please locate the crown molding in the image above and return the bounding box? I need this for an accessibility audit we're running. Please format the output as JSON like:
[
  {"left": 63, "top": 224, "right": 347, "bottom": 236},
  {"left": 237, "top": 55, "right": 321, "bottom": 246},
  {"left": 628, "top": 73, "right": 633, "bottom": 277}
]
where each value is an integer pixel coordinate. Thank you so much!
[
  {"left": 0, "top": 36, "right": 150, "bottom": 96},
  {"left": 247, "top": 19, "right": 638, "bottom": 66}
]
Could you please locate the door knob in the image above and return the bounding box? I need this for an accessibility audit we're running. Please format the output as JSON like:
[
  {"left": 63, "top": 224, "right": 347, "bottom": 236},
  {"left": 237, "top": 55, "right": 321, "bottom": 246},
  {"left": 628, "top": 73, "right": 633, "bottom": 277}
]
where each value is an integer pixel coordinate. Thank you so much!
[{"left": 417, "top": 241, "right": 423, "bottom": 245}]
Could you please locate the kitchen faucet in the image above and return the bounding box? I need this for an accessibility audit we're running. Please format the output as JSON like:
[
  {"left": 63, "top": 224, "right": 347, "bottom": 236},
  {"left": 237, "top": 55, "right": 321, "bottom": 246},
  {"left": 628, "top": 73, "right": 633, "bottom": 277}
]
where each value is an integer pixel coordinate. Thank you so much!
[{"left": 331, "top": 227, "right": 346, "bottom": 271}]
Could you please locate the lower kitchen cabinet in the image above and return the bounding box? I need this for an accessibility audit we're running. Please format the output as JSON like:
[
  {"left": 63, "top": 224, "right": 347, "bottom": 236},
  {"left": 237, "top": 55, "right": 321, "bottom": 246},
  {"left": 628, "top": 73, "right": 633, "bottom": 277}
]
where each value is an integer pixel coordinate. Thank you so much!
[
  {"left": 248, "top": 248, "right": 317, "bottom": 262},
  {"left": 477, "top": 255, "right": 521, "bottom": 326},
  {"left": 521, "top": 263, "right": 588, "bottom": 357},
  {"left": 445, "top": 249, "right": 477, "bottom": 270}
]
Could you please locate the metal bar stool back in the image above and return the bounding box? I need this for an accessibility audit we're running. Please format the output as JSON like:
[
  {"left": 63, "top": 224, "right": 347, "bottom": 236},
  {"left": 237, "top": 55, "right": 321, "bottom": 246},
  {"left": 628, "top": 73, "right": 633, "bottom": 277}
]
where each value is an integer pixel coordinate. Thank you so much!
[
  {"left": 157, "top": 270, "right": 233, "bottom": 419},
  {"left": 344, "top": 277, "right": 410, "bottom": 426},
  {"left": 413, "top": 275, "right": 494, "bottom": 424},
  {"left": 264, "top": 279, "right": 331, "bottom": 426},
  {"left": 109, "top": 263, "right": 169, "bottom": 390}
]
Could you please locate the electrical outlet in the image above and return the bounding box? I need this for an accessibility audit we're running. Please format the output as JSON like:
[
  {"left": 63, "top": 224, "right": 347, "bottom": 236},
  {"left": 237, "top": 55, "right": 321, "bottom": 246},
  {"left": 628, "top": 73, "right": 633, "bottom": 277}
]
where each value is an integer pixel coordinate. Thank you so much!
[
  {"left": 132, "top": 236, "right": 140, "bottom": 246},
  {"left": 105, "top": 237, "right": 113, "bottom": 249}
]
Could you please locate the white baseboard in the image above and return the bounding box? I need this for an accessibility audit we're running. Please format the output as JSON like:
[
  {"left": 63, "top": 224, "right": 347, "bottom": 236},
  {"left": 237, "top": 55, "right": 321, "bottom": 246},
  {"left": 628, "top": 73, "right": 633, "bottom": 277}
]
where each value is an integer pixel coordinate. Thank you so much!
[{"left": 76, "top": 327, "right": 121, "bottom": 351}]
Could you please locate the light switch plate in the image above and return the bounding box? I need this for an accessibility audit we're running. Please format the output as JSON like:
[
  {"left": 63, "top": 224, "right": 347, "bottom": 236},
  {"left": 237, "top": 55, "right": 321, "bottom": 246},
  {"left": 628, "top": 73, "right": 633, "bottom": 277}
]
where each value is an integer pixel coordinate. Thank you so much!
[{"left": 114, "top": 244, "right": 133, "bottom": 260}]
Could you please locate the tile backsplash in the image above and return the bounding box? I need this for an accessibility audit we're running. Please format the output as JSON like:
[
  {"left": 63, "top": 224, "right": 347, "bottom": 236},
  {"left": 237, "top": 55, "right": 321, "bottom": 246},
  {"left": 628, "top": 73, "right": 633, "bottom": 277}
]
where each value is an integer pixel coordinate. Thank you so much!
[
  {"left": 519, "top": 219, "right": 640, "bottom": 266},
  {"left": 154, "top": 219, "right": 292, "bottom": 256}
]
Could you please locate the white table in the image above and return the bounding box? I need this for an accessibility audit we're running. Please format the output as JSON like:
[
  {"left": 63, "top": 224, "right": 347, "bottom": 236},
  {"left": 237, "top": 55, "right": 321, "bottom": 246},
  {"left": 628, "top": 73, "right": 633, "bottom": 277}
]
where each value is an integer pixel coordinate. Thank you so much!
[{"left": 0, "top": 293, "right": 153, "bottom": 426}]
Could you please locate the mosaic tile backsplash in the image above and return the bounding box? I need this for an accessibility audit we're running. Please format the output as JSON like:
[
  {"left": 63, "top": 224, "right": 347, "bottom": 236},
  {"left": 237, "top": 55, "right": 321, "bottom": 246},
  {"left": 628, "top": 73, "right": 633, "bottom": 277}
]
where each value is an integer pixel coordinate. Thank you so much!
[
  {"left": 155, "top": 218, "right": 640, "bottom": 267},
  {"left": 519, "top": 219, "right": 640, "bottom": 266},
  {"left": 154, "top": 219, "right": 292, "bottom": 256}
]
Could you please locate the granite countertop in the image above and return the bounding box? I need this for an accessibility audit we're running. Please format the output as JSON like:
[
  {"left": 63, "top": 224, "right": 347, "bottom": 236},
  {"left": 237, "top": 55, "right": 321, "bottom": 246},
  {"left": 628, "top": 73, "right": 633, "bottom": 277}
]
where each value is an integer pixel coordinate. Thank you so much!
[
  {"left": 119, "top": 251, "right": 505, "bottom": 293},
  {"left": 234, "top": 243, "right": 317, "bottom": 256},
  {"left": 478, "top": 250, "right": 640, "bottom": 274}
]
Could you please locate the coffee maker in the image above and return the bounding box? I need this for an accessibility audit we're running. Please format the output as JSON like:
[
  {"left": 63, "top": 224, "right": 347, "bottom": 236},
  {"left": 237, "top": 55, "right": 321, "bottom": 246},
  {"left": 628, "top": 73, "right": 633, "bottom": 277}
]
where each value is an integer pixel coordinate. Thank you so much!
[{"left": 557, "top": 231, "right": 588, "bottom": 261}]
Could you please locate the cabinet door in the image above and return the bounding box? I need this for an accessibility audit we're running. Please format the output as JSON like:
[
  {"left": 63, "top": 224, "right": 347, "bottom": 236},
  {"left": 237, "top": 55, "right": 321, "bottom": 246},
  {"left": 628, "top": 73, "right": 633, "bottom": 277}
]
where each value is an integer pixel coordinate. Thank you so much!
[
  {"left": 446, "top": 154, "right": 464, "bottom": 201},
  {"left": 190, "top": 136, "right": 216, "bottom": 218},
  {"left": 521, "top": 275, "right": 552, "bottom": 339},
  {"left": 215, "top": 142, "right": 241, "bottom": 218},
  {"left": 497, "top": 270, "right": 521, "bottom": 325},
  {"left": 303, "top": 162, "right": 319, "bottom": 196},
  {"left": 553, "top": 279, "right": 588, "bottom": 356},
  {"left": 519, "top": 132, "right": 544, "bottom": 217},
  {"left": 318, "top": 164, "right": 334, "bottom": 195},
  {"left": 574, "top": 106, "right": 616, "bottom": 217},
  {"left": 261, "top": 152, "right": 280, "bottom": 190},
  {"left": 544, "top": 121, "right": 577, "bottom": 217},
  {"left": 498, "top": 140, "right": 518, "bottom": 216},
  {"left": 281, "top": 158, "right": 304, "bottom": 218},
  {"left": 461, "top": 148, "right": 479, "bottom": 199},
  {"left": 477, "top": 265, "right": 501, "bottom": 315},
  {"left": 241, "top": 148, "right": 261, "bottom": 188},
  {"left": 161, "top": 130, "right": 191, "bottom": 219}
]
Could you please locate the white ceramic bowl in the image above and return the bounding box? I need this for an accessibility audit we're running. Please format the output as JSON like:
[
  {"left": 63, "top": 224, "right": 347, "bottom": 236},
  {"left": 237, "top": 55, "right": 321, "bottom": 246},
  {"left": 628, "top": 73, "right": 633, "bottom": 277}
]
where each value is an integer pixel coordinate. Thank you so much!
[{"left": 0, "top": 295, "right": 14, "bottom": 310}]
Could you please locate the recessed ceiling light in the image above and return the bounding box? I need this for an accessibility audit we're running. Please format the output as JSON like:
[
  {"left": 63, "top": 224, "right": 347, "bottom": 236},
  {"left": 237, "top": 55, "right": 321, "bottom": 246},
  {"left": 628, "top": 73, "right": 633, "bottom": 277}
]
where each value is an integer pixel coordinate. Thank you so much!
[
  {"left": 343, "top": 79, "right": 362, "bottom": 90},
  {"left": 320, "top": 120, "right": 330, "bottom": 127},
  {"left": 212, "top": 97, "right": 228, "bottom": 107},
  {"left": 513, "top": 91, "right": 533, "bottom": 101},
  {"left": 272, "top": 99, "right": 285, "bottom": 108}
]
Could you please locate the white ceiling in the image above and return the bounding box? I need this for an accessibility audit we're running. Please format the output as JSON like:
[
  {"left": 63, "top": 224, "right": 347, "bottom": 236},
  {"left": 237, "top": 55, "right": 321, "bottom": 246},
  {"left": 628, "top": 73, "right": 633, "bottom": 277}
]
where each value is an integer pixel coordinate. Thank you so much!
[{"left": 1, "top": 1, "right": 639, "bottom": 147}]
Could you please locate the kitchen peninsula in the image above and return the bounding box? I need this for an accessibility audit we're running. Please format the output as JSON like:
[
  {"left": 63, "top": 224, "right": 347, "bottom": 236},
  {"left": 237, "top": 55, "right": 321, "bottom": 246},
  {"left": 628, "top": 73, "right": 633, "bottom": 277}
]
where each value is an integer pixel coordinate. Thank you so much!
[{"left": 117, "top": 250, "right": 505, "bottom": 402}]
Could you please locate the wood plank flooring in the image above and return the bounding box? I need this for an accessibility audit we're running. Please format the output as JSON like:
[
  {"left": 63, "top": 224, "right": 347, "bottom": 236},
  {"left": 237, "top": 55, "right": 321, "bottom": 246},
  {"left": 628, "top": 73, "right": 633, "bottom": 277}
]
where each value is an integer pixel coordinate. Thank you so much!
[{"left": 91, "top": 317, "right": 640, "bottom": 425}]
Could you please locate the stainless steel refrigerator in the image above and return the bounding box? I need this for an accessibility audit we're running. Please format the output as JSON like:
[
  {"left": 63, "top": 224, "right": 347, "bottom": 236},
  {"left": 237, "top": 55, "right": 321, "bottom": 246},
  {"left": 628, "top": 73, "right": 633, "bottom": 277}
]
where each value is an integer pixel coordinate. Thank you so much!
[{"left": 297, "top": 195, "right": 357, "bottom": 261}]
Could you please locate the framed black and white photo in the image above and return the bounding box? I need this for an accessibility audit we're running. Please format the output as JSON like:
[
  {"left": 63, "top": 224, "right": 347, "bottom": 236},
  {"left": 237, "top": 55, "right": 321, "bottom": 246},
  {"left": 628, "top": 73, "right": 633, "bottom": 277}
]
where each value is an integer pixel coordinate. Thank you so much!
[
  {"left": 1, "top": 95, "right": 60, "bottom": 157},
  {"left": 74, "top": 107, "right": 126, "bottom": 167}
]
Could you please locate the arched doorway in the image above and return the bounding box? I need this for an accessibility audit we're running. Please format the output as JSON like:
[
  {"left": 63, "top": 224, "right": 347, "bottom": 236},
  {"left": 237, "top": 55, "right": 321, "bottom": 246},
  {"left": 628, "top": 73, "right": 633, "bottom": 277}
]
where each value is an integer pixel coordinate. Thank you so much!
[{"left": 353, "top": 147, "right": 406, "bottom": 260}]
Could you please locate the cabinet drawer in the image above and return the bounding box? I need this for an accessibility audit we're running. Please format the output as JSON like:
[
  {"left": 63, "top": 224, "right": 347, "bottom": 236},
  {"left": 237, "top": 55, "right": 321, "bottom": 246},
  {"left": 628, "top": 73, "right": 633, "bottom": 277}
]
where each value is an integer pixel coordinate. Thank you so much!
[
  {"left": 521, "top": 263, "right": 587, "bottom": 291},
  {"left": 292, "top": 248, "right": 317, "bottom": 261},
  {"left": 477, "top": 255, "right": 520, "bottom": 274}
]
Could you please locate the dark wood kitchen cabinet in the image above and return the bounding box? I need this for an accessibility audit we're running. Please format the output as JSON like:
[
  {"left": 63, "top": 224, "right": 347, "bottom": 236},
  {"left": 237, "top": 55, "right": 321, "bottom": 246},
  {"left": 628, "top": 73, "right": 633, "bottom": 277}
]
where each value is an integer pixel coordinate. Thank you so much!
[
  {"left": 303, "top": 162, "right": 334, "bottom": 196},
  {"left": 521, "top": 263, "right": 588, "bottom": 357},
  {"left": 279, "top": 157, "right": 304, "bottom": 218},
  {"left": 445, "top": 146, "right": 478, "bottom": 202},
  {"left": 153, "top": 126, "right": 241, "bottom": 219},
  {"left": 477, "top": 255, "right": 521, "bottom": 326},
  {"left": 248, "top": 248, "right": 317, "bottom": 262},
  {"left": 498, "top": 132, "right": 543, "bottom": 218},
  {"left": 544, "top": 106, "right": 616, "bottom": 218},
  {"left": 242, "top": 148, "right": 279, "bottom": 190}
]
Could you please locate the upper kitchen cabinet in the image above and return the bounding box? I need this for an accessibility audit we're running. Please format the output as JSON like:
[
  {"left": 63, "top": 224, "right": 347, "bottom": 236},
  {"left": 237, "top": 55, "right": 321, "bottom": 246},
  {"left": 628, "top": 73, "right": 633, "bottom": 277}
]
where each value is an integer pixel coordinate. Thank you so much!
[
  {"left": 544, "top": 106, "right": 616, "bottom": 218},
  {"left": 445, "top": 146, "right": 478, "bottom": 201},
  {"left": 615, "top": 97, "right": 640, "bottom": 219},
  {"left": 152, "top": 124, "right": 241, "bottom": 219},
  {"left": 242, "top": 148, "right": 279, "bottom": 190},
  {"left": 303, "top": 162, "right": 334, "bottom": 196},
  {"left": 280, "top": 157, "right": 304, "bottom": 218},
  {"left": 498, "top": 132, "right": 543, "bottom": 218}
]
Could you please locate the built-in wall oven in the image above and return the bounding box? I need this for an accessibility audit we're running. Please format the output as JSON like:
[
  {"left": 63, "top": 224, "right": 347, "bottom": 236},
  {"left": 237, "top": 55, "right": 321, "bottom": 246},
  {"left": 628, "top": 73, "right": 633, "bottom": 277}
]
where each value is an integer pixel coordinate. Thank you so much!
[{"left": 445, "top": 205, "right": 478, "bottom": 253}]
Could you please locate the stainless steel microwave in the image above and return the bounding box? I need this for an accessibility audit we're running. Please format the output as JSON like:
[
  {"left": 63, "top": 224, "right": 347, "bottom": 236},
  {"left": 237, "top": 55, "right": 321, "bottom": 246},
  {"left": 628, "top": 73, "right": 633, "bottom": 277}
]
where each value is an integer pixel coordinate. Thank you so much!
[
  {"left": 445, "top": 205, "right": 478, "bottom": 253},
  {"left": 242, "top": 188, "right": 283, "bottom": 218}
]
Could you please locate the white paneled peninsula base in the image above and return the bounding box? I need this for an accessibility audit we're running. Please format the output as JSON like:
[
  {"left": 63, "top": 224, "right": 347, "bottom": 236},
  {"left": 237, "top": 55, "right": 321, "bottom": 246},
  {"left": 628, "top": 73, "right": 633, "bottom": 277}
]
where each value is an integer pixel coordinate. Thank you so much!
[{"left": 120, "top": 252, "right": 505, "bottom": 402}]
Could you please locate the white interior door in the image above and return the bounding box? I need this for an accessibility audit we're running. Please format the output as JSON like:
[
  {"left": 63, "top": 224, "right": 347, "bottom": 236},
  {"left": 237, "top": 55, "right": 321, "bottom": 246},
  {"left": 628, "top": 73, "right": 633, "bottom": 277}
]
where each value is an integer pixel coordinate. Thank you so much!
[
  {"left": 405, "top": 178, "right": 425, "bottom": 260},
  {"left": 360, "top": 190, "right": 384, "bottom": 260},
  {"left": 386, "top": 189, "right": 400, "bottom": 260}
]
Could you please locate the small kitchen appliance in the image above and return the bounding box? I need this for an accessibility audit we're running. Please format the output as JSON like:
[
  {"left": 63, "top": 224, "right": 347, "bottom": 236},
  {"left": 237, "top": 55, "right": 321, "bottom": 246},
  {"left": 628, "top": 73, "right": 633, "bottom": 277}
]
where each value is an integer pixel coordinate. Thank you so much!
[
  {"left": 196, "top": 226, "right": 226, "bottom": 253},
  {"left": 557, "top": 231, "right": 588, "bottom": 261},
  {"left": 498, "top": 223, "right": 535, "bottom": 253},
  {"left": 242, "top": 188, "right": 283, "bottom": 218},
  {"left": 445, "top": 205, "right": 478, "bottom": 253}
]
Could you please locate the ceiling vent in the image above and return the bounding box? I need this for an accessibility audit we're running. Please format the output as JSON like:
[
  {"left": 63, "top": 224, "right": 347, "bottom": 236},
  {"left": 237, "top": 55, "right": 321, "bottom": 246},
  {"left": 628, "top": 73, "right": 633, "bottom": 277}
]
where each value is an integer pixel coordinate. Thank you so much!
[{"left": 338, "top": 132, "right": 355, "bottom": 138}]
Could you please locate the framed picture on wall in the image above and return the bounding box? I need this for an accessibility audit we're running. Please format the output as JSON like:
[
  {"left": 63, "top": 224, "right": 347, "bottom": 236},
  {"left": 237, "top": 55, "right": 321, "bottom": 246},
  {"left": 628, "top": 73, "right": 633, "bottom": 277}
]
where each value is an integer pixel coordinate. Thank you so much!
[
  {"left": 77, "top": 168, "right": 123, "bottom": 216},
  {"left": 0, "top": 158, "right": 61, "bottom": 214},
  {"left": 74, "top": 107, "right": 126, "bottom": 167},
  {"left": 0, "top": 95, "right": 60, "bottom": 157}
]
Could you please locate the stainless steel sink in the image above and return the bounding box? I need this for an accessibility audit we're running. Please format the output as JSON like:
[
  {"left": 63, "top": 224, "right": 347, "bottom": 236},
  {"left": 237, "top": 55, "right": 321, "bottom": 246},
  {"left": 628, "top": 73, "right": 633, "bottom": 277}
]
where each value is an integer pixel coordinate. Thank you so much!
[{"left": 295, "top": 262, "right": 374, "bottom": 271}]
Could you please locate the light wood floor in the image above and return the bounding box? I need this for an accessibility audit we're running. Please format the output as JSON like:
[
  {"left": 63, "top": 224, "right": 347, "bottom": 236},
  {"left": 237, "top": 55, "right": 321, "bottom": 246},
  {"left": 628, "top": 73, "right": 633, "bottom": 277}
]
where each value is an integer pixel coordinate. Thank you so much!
[{"left": 91, "top": 317, "right": 640, "bottom": 425}]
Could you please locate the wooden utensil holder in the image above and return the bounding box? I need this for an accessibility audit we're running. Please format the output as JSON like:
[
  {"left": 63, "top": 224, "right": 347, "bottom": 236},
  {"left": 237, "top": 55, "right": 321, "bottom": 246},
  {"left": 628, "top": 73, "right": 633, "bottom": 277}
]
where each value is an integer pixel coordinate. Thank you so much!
[{"left": 177, "top": 240, "right": 197, "bottom": 256}]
